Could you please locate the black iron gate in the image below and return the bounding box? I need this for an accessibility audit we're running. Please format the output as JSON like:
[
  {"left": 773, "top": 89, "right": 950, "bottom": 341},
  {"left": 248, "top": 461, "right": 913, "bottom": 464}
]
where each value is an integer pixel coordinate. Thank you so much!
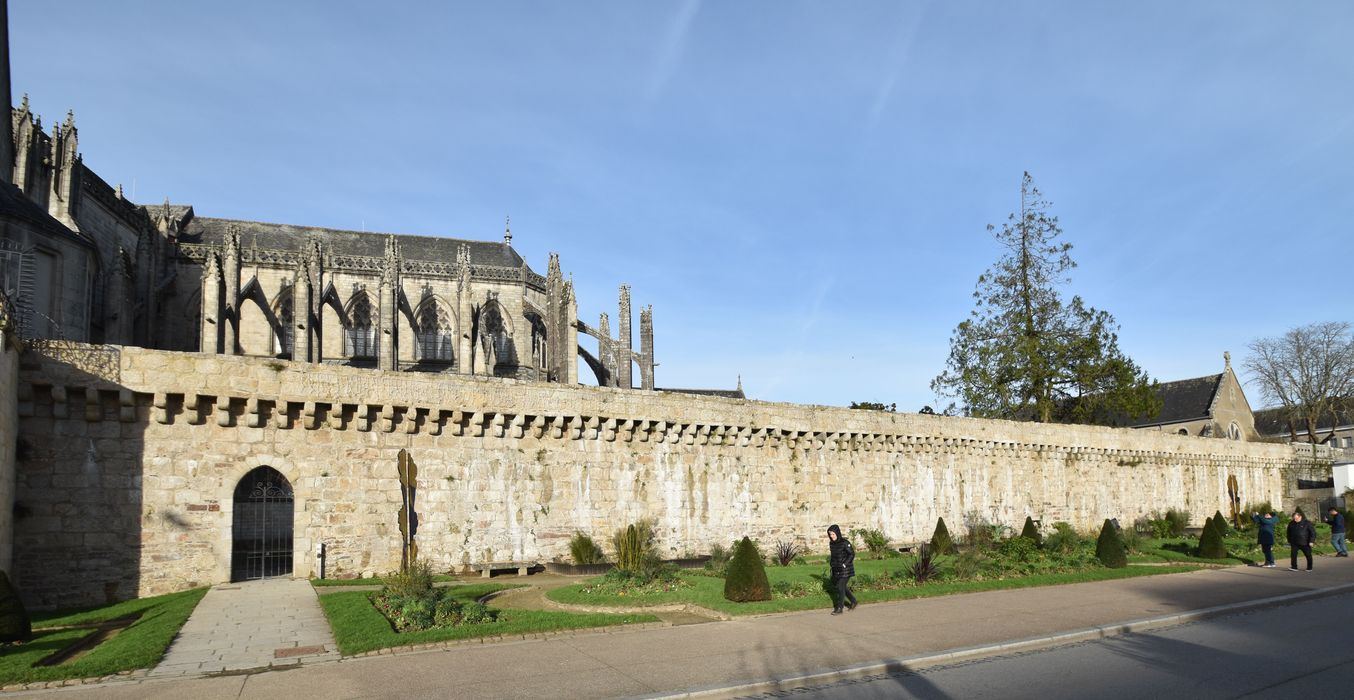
[{"left": 231, "top": 466, "right": 294, "bottom": 581}]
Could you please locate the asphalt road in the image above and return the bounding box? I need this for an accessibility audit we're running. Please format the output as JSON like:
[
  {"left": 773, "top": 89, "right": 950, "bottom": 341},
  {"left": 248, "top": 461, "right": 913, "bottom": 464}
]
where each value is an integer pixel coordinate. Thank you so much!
[{"left": 744, "top": 589, "right": 1354, "bottom": 700}]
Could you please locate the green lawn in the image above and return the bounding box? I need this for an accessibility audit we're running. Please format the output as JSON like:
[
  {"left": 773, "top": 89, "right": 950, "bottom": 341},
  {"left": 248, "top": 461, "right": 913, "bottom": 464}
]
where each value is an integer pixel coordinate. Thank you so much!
[
  {"left": 317, "top": 583, "right": 658, "bottom": 655},
  {"left": 547, "top": 559, "right": 1205, "bottom": 616},
  {"left": 310, "top": 574, "right": 460, "bottom": 588},
  {"left": 0, "top": 587, "right": 207, "bottom": 687}
]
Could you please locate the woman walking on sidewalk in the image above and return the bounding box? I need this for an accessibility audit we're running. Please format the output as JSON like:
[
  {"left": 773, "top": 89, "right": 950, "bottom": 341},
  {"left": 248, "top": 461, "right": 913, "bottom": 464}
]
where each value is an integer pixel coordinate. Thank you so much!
[
  {"left": 1286, "top": 511, "right": 1317, "bottom": 572},
  {"left": 1252, "top": 510, "right": 1277, "bottom": 567},
  {"left": 827, "top": 524, "right": 856, "bottom": 615}
]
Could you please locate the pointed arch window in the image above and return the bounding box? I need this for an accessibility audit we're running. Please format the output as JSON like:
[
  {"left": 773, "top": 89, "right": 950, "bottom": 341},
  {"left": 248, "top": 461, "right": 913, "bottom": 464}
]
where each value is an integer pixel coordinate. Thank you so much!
[
  {"left": 345, "top": 291, "right": 375, "bottom": 359},
  {"left": 480, "top": 304, "right": 512, "bottom": 370},
  {"left": 273, "top": 288, "right": 294, "bottom": 358},
  {"left": 416, "top": 301, "right": 454, "bottom": 363}
]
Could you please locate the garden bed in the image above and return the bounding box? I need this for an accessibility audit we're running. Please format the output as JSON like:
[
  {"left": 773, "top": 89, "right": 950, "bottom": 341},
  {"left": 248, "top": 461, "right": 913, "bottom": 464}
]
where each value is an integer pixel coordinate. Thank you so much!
[
  {"left": 317, "top": 582, "right": 659, "bottom": 655},
  {"left": 544, "top": 555, "right": 711, "bottom": 576},
  {"left": 547, "top": 558, "right": 1204, "bottom": 617}
]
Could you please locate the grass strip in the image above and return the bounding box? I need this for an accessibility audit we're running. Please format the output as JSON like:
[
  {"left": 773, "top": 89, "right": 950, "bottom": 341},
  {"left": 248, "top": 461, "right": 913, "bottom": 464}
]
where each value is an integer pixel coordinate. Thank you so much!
[
  {"left": 317, "top": 583, "right": 657, "bottom": 655},
  {"left": 0, "top": 587, "right": 207, "bottom": 686},
  {"left": 549, "top": 564, "right": 1204, "bottom": 616},
  {"left": 310, "top": 575, "right": 460, "bottom": 588}
]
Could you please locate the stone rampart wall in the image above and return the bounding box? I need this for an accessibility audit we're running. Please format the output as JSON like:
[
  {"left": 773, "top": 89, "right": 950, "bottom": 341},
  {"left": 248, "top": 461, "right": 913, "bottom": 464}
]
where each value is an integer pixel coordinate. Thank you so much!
[{"left": 12, "top": 342, "right": 1337, "bottom": 608}]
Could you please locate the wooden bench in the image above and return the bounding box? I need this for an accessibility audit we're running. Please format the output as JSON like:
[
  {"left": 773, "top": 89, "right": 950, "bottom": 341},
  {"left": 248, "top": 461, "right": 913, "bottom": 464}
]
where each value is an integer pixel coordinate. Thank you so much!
[{"left": 474, "top": 561, "right": 536, "bottom": 578}]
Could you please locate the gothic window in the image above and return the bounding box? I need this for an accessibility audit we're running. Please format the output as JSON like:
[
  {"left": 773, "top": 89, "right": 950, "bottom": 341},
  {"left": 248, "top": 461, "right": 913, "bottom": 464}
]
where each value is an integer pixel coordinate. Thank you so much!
[
  {"left": 527, "top": 312, "right": 548, "bottom": 371},
  {"left": 273, "top": 289, "right": 294, "bottom": 358},
  {"left": 345, "top": 291, "right": 375, "bottom": 359},
  {"left": 478, "top": 302, "right": 514, "bottom": 372},
  {"left": 1228, "top": 422, "right": 1241, "bottom": 441},
  {"left": 415, "top": 301, "right": 454, "bottom": 363}
]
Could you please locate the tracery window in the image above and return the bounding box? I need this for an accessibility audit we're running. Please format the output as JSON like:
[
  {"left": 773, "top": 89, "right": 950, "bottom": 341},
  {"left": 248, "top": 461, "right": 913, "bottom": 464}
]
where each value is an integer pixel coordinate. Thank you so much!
[
  {"left": 415, "top": 301, "right": 454, "bottom": 363},
  {"left": 345, "top": 291, "right": 375, "bottom": 359},
  {"left": 274, "top": 289, "right": 294, "bottom": 358}
]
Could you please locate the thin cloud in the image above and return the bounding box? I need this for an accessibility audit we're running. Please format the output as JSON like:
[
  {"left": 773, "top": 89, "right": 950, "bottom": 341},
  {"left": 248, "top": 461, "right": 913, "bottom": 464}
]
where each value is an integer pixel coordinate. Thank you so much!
[
  {"left": 647, "top": 0, "right": 702, "bottom": 100},
  {"left": 868, "top": 4, "right": 928, "bottom": 127}
]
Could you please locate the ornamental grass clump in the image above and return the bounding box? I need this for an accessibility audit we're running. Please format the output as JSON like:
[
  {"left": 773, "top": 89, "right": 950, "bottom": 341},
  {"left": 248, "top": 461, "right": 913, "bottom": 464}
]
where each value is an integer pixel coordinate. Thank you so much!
[
  {"left": 930, "top": 517, "right": 956, "bottom": 555},
  {"left": 1020, "top": 516, "right": 1043, "bottom": 547},
  {"left": 612, "top": 521, "right": 657, "bottom": 573},
  {"left": 569, "top": 532, "right": 606, "bottom": 565},
  {"left": 774, "top": 540, "right": 802, "bottom": 566},
  {"left": 1197, "top": 516, "right": 1228, "bottom": 559},
  {"left": 907, "top": 543, "right": 941, "bottom": 583},
  {"left": 1095, "top": 519, "right": 1127, "bottom": 568},
  {"left": 723, "top": 537, "right": 771, "bottom": 602}
]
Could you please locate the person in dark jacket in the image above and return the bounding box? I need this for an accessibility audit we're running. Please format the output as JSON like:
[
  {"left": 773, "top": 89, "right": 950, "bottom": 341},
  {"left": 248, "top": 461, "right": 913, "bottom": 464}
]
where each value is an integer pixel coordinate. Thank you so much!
[
  {"left": 1251, "top": 511, "right": 1277, "bottom": 567},
  {"left": 1326, "top": 507, "right": 1347, "bottom": 557},
  {"left": 827, "top": 524, "right": 856, "bottom": 615},
  {"left": 1286, "top": 511, "right": 1317, "bottom": 571}
]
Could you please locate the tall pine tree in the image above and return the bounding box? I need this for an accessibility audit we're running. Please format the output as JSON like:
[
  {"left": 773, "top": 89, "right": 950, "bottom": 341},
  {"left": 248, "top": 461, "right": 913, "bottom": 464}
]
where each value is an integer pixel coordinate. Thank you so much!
[{"left": 932, "top": 172, "right": 1160, "bottom": 425}]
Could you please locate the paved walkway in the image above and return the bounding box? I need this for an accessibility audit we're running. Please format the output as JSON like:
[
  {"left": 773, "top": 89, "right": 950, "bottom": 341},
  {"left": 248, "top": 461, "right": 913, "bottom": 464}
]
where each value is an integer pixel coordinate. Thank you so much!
[
  {"left": 148, "top": 578, "right": 338, "bottom": 677},
  {"left": 10, "top": 559, "right": 1354, "bottom": 699}
]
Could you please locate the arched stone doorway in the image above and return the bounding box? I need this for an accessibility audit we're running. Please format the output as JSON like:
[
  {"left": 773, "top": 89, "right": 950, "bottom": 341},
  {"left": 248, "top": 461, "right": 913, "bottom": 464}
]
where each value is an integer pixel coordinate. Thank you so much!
[{"left": 231, "top": 466, "right": 295, "bottom": 581}]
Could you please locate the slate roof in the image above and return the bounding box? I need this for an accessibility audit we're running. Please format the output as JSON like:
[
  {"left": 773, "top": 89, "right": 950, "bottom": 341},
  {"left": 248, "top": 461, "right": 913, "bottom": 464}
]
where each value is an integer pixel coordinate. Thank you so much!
[
  {"left": 180, "top": 217, "right": 528, "bottom": 269},
  {"left": 1124, "top": 373, "right": 1222, "bottom": 427},
  {"left": 0, "top": 182, "right": 95, "bottom": 249},
  {"left": 1253, "top": 403, "right": 1354, "bottom": 436},
  {"left": 659, "top": 387, "right": 747, "bottom": 400}
]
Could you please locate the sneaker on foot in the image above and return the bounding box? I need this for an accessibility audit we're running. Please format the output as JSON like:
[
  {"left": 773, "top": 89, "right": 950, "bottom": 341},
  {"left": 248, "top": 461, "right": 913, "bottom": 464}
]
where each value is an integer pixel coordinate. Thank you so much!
[
  {"left": 847, "top": 602, "right": 857, "bottom": 611},
  {"left": 1288, "top": 567, "right": 1299, "bottom": 571},
  {"left": 831, "top": 608, "right": 843, "bottom": 615}
]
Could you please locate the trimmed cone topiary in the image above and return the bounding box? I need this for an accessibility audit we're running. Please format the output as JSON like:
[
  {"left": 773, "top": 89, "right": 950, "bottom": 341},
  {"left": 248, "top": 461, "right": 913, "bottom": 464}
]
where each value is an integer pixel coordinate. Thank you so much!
[
  {"left": 930, "top": 517, "right": 956, "bottom": 555},
  {"left": 1020, "top": 516, "right": 1042, "bottom": 547},
  {"left": 0, "top": 571, "right": 32, "bottom": 644},
  {"left": 1095, "top": 518, "right": 1127, "bottom": 568},
  {"left": 723, "top": 537, "right": 771, "bottom": 602},
  {"left": 1213, "top": 510, "right": 1229, "bottom": 534},
  {"left": 1198, "top": 516, "right": 1228, "bottom": 559}
]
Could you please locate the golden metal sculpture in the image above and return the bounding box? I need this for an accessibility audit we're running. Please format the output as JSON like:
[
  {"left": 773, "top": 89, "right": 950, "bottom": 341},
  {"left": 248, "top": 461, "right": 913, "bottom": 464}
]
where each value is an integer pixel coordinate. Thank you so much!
[{"left": 397, "top": 449, "right": 419, "bottom": 571}]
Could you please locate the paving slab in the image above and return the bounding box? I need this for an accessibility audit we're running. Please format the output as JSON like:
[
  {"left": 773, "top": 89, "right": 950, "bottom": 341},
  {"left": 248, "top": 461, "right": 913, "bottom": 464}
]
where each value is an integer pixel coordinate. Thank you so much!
[{"left": 148, "top": 578, "right": 339, "bottom": 677}]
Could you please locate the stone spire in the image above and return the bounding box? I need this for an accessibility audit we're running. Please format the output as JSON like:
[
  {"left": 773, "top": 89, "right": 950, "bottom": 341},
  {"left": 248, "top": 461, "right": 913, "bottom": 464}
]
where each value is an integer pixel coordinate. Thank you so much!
[
  {"left": 503, "top": 215, "right": 512, "bottom": 246},
  {"left": 1224, "top": 351, "right": 1231, "bottom": 371},
  {"left": 617, "top": 285, "right": 632, "bottom": 389},
  {"left": 47, "top": 110, "right": 81, "bottom": 227},
  {"left": 455, "top": 244, "right": 471, "bottom": 291},
  {"left": 639, "top": 304, "right": 654, "bottom": 390}
]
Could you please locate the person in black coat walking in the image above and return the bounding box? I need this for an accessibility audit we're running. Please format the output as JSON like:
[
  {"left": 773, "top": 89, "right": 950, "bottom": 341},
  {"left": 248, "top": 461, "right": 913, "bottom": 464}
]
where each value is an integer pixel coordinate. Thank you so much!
[
  {"left": 827, "top": 524, "right": 856, "bottom": 615},
  {"left": 1286, "top": 511, "right": 1317, "bottom": 571}
]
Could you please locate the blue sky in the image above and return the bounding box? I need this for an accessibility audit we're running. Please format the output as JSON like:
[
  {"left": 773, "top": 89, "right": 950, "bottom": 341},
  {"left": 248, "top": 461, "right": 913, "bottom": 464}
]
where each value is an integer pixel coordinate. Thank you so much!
[{"left": 10, "top": 1, "right": 1353, "bottom": 410}]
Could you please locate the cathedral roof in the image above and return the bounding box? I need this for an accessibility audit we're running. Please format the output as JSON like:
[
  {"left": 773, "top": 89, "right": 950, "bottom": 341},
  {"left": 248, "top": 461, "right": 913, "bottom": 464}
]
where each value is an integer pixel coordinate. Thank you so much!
[
  {"left": 1124, "top": 373, "right": 1222, "bottom": 427},
  {"left": 0, "top": 182, "right": 95, "bottom": 249},
  {"left": 181, "top": 216, "right": 528, "bottom": 270}
]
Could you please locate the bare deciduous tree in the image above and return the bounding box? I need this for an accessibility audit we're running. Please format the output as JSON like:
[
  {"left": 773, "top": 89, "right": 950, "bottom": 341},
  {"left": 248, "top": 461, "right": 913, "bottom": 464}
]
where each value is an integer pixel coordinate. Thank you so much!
[{"left": 1244, "top": 321, "right": 1354, "bottom": 443}]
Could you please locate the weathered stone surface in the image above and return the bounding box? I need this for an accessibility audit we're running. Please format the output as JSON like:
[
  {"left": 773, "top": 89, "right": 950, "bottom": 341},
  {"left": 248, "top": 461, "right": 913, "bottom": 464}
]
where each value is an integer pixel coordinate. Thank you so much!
[{"left": 9, "top": 343, "right": 1344, "bottom": 609}]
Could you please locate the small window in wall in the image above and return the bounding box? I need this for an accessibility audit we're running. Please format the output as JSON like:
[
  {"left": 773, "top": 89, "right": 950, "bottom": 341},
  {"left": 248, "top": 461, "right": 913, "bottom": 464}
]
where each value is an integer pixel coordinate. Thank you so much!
[
  {"left": 1177, "top": 429, "right": 1189, "bottom": 436},
  {"left": 1344, "top": 437, "right": 1352, "bottom": 448},
  {"left": 1228, "top": 422, "right": 1241, "bottom": 441}
]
